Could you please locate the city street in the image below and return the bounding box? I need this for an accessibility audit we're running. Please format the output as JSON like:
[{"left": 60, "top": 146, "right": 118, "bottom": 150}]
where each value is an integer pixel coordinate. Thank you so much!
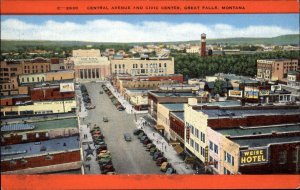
[{"left": 81, "top": 82, "right": 161, "bottom": 174}]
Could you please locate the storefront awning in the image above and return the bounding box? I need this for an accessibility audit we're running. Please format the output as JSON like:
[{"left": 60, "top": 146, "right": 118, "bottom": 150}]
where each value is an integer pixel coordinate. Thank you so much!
[
  {"left": 155, "top": 125, "right": 165, "bottom": 130},
  {"left": 174, "top": 145, "right": 184, "bottom": 155}
]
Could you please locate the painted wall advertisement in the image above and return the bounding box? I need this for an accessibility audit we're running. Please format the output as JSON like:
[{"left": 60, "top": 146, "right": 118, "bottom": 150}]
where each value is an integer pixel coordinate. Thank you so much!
[
  {"left": 60, "top": 83, "right": 75, "bottom": 92},
  {"left": 240, "top": 148, "right": 268, "bottom": 165},
  {"left": 229, "top": 90, "right": 243, "bottom": 98}
]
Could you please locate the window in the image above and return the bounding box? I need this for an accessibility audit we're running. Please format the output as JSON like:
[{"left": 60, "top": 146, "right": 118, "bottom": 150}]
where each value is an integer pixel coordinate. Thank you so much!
[
  {"left": 191, "top": 126, "right": 194, "bottom": 135},
  {"left": 115, "top": 65, "right": 117, "bottom": 69},
  {"left": 214, "top": 144, "right": 219, "bottom": 154},
  {"left": 213, "top": 159, "right": 218, "bottom": 169},
  {"left": 195, "top": 142, "right": 199, "bottom": 152},
  {"left": 278, "top": 150, "right": 287, "bottom": 164},
  {"left": 224, "top": 167, "right": 231, "bottom": 175},
  {"left": 209, "top": 141, "right": 213, "bottom": 150},
  {"left": 224, "top": 151, "right": 234, "bottom": 166},
  {"left": 164, "top": 63, "right": 167, "bottom": 67},
  {"left": 209, "top": 156, "right": 213, "bottom": 162},
  {"left": 37, "top": 77, "right": 40, "bottom": 82},
  {"left": 190, "top": 139, "right": 194, "bottom": 148},
  {"left": 140, "top": 64, "right": 143, "bottom": 68},
  {"left": 292, "top": 150, "right": 297, "bottom": 163},
  {"left": 32, "top": 77, "right": 34, "bottom": 82},
  {"left": 27, "top": 77, "right": 29, "bottom": 82},
  {"left": 195, "top": 129, "right": 199, "bottom": 138}
]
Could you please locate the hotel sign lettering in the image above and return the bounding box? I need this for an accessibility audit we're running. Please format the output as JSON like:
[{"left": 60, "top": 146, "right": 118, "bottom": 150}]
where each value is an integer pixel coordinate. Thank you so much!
[{"left": 240, "top": 148, "right": 268, "bottom": 165}]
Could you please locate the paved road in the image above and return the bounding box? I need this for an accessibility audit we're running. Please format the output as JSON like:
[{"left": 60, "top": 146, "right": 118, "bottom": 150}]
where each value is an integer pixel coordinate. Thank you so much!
[{"left": 84, "top": 82, "right": 161, "bottom": 174}]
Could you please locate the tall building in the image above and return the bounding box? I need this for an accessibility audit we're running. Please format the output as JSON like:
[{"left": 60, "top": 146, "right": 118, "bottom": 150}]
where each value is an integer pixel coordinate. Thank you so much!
[
  {"left": 257, "top": 59, "right": 299, "bottom": 82},
  {"left": 72, "top": 49, "right": 111, "bottom": 82},
  {"left": 200, "top": 33, "right": 207, "bottom": 57},
  {"left": 110, "top": 57, "right": 175, "bottom": 76}
]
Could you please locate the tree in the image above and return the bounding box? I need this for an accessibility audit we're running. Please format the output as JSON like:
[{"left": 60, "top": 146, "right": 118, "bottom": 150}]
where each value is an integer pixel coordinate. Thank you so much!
[{"left": 214, "top": 79, "right": 225, "bottom": 96}]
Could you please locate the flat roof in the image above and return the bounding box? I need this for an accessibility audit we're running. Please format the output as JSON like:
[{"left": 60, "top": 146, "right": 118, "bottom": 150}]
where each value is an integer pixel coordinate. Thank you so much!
[
  {"left": 1, "top": 136, "right": 80, "bottom": 160},
  {"left": 1, "top": 123, "right": 35, "bottom": 132},
  {"left": 0, "top": 94, "right": 30, "bottom": 99},
  {"left": 150, "top": 91, "right": 198, "bottom": 97},
  {"left": 126, "top": 89, "right": 149, "bottom": 93},
  {"left": 217, "top": 124, "right": 300, "bottom": 137},
  {"left": 199, "top": 108, "right": 300, "bottom": 118},
  {"left": 31, "top": 117, "right": 78, "bottom": 131},
  {"left": 160, "top": 103, "right": 184, "bottom": 111},
  {"left": 231, "top": 136, "right": 300, "bottom": 148},
  {"left": 171, "top": 111, "right": 184, "bottom": 121},
  {"left": 2, "top": 117, "right": 78, "bottom": 133},
  {"left": 197, "top": 101, "right": 241, "bottom": 107}
]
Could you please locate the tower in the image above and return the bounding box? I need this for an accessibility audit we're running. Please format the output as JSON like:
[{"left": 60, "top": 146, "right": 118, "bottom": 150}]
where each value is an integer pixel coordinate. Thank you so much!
[{"left": 200, "top": 33, "right": 206, "bottom": 57}]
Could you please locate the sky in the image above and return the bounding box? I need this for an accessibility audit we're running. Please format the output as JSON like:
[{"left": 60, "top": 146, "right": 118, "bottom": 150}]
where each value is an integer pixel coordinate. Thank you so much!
[{"left": 1, "top": 14, "right": 299, "bottom": 42}]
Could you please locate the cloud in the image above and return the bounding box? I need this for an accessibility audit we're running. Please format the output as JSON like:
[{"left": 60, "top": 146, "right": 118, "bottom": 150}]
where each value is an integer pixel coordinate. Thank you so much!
[{"left": 1, "top": 18, "right": 298, "bottom": 42}]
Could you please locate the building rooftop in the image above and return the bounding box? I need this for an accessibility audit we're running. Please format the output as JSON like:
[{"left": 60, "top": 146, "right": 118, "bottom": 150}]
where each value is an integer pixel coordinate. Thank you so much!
[
  {"left": 0, "top": 94, "right": 31, "bottom": 99},
  {"left": 231, "top": 135, "right": 300, "bottom": 148},
  {"left": 126, "top": 89, "right": 149, "bottom": 93},
  {"left": 171, "top": 111, "right": 184, "bottom": 121},
  {"left": 199, "top": 108, "right": 300, "bottom": 118},
  {"left": 150, "top": 91, "right": 199, "bottom": 97},
  {"left": 1, "top": 136, "right": 80, "bottom": 161},
  {"left": 1, "top": 123, "right": 35, "bottom": 132},
  {"left": 160, "top": 103, "right": 185, "bottom": 111},
  {"left": 217, "top": 123, "right": 300, "bottom": 137},
  {"left": 197, "top": 101, "right": 241, "bottom": 107},
  {"left": 2, "top": 117, "right": 78, "bottom": 133}
]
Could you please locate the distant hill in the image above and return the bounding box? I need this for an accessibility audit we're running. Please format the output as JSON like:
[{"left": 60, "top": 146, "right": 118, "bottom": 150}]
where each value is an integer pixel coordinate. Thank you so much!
[{"left": 1, "top": 34, "right": 299, "bottom": 52}]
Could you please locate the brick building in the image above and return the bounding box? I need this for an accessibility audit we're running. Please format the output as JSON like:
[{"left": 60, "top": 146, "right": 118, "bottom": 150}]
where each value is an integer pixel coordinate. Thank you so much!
[
  {"left": 157, "top": 103, "right": 184, "bottom": 140},
  {"left": 257, "top": 59, "right": 299, "bottom": 82},
  {"left": 148, "top": 91, "right": 209, "bottom": 121},
  {"left": 184, "top": 98, "right": 300, "bottom": 174},
  {"left": 1, "top": 117, "right": 81, "bottom": 174}
]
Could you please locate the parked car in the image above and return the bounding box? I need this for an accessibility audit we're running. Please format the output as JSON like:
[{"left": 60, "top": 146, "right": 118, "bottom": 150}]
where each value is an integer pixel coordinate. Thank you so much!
[
  {"left": 156, "top": 157, "right": 167, "bottom": 166},
  {"left": 153, "top": 152, "right": 163, "bottom": 161},
  {"left": 124, "top": 133, "right": 132, "bottom": 142},
  {"left": 117, "top": 106, "right": 125, "bottom": 111},
  {"left": 140, "top": 135, "right": 148, "bottom": 143},
  {"left": 138, "top": 132, "right": 145, "bottom": 139},
  {"left": 142, "top": 139, "right": 152, "bottom": 146},
  {"left": 103, "top": 117, "right": 109, "bottom": 122},
  {"left": 165, "top": 167, "right": 176, "bottom": 174},
  {"left": 86, "top": 104, "right": 96, "bottom": 110},
  {"left": 146, "top": 143, "right": 155, "bottom": 151},
  {"left": 160, "top": 162, "right": 171, "bottom": 172},
  {"left": 150, "top": 147, "right": 159, "bottom": 156},
  {"left": 133, "top": 129, "right": 143, "bottom": 136},
  {"left": 99, "top": 91, "right": 104, "bottom": 94}
]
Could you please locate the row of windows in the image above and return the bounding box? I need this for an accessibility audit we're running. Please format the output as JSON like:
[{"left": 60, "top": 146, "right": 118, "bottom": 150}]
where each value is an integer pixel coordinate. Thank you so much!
[
  {"left": 0, "top": 84, "right": 15, "bottom": 90},
  {"left": 114, "top": 63, "right": 168, "bottom": 69},
  {"left": 224, "top": 151, "right": 235, "bottom": 166},
  {"left": 209, "top": 141, "right": 219, "bottom": 155},
  {"left": 186, "top": 122, "right": 205, "bottom": 143},
  {"left": 209, "top": 156, "right": 218, "bottom": 169},
  {"left": 21, "top": 77, "right": 45, "bottom": 83}
]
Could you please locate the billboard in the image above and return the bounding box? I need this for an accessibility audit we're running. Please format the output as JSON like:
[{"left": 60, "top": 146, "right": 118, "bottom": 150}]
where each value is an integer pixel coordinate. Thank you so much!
[
  {"left": 60, "top": 82, "right": 75, "bottom": 92},
  {"left": 259, "top": 90, "right": 270, "bottom": 96},
  {"left": 229, "top": 90, "right": 243, "bottom": 98},
  {"left": 271, "top": 85, "right": 282, "bottom": 91},
  {"left": 240, "top": 148, "right": 268, "bottom": 165},
  {"left": 244, "top": 91, "right": 259, "bottom": 99}
]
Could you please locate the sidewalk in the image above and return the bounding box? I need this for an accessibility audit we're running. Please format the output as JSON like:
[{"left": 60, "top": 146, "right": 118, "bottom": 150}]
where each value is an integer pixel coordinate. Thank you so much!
[
  {"left": 77, "top": 89, "right": 101, "bottom": 174},
  {"left": 136, "top": 117, "right": 195, "bottom": 174},
  {"left": 105, "top": 82, "right": 148, "bottom": 115}
]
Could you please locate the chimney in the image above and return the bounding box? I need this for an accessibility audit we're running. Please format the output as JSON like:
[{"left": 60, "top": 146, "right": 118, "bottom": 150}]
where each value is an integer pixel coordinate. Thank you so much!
[{"left": 200, "top": 33, "right": 207, "bottom": 57}]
